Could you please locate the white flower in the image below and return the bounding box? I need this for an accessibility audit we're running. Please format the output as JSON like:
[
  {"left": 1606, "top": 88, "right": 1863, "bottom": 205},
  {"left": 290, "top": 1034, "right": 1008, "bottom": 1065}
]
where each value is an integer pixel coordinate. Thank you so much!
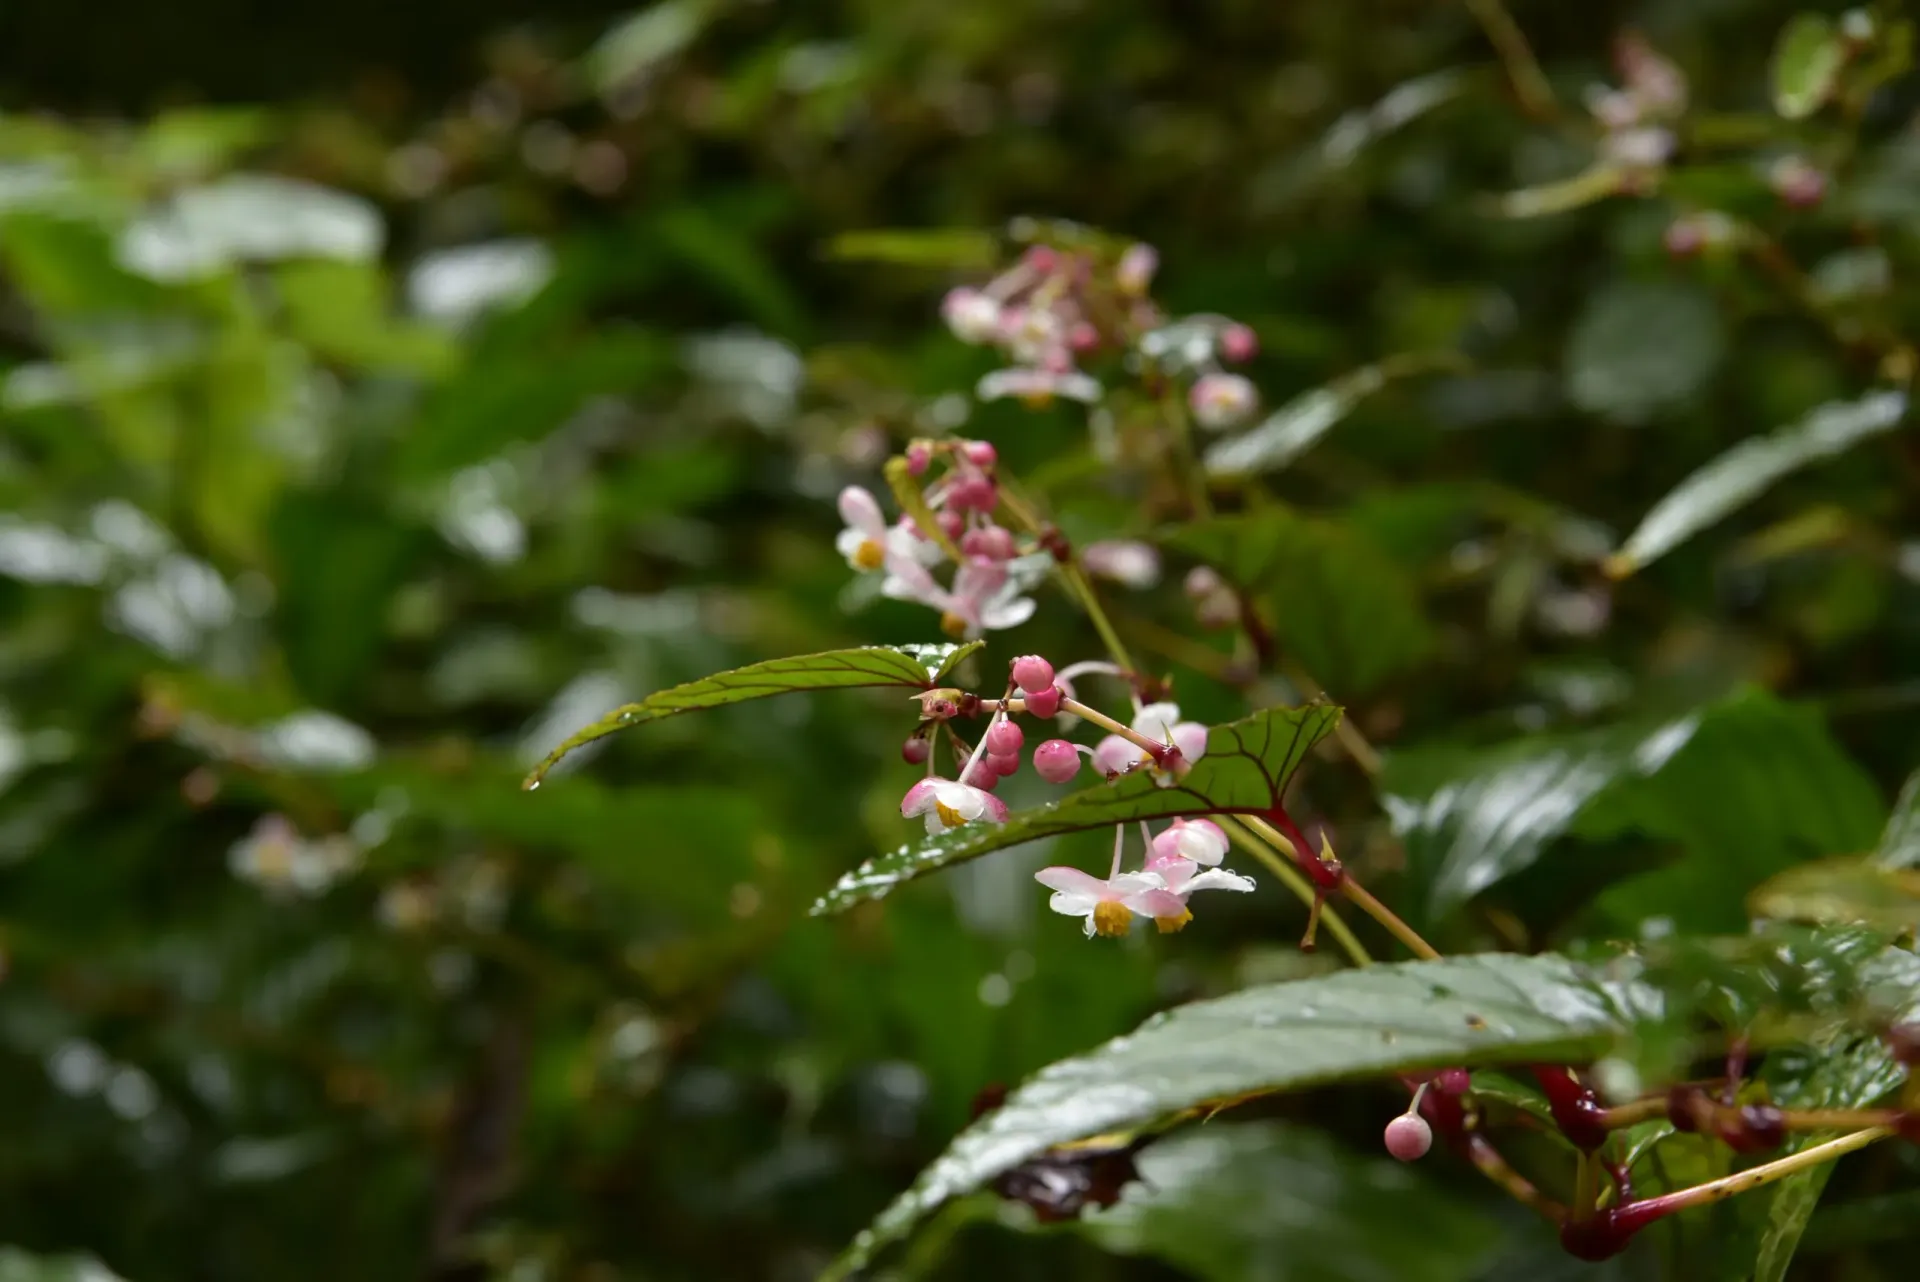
[
  {"left": 942, "top": 287, "right": 1002, "bottom": 344},
  {"left": 900, "top": 777, "right": 1009, "bottom": 835},
  {"left": 1189, "top": 372, "right": 1258, "bottom": 431},
  {"left": 1082, "top": 539, "right": 1162, "bottom": 589},
  {"left": 1033, "top": 866, "right": 1183, "bottom": 938},
  {"left": 835, "top": 485, "right": 891, "bottom": 572}
]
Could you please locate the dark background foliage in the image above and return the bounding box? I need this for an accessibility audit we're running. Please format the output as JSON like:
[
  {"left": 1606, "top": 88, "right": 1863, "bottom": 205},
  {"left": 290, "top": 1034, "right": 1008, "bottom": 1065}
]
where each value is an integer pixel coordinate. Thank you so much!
[{"left": 1, "top": 1, "right": 1918, "bottom": 1280}]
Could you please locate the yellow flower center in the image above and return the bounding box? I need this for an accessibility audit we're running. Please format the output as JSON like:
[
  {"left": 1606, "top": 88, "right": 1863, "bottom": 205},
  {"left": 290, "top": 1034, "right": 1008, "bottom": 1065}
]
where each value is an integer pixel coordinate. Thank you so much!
[
  {"left": 1154, "top": 909, "right": 1194, "bottom": 934},
  {"left": 1020, "top": 391, "right": 1056, "bottom": 410},
  {"left": 939, "top": 611, "right": 968, "bottom": 639},
  {"left": 934, "top": 801, "right": 969, "bottom": 829},
  {"left": 853, "top": 539, "right": 885, "bottom": 571},
  {"left": 1091, "top": 900, "right": 1134, "bottom": 938}
]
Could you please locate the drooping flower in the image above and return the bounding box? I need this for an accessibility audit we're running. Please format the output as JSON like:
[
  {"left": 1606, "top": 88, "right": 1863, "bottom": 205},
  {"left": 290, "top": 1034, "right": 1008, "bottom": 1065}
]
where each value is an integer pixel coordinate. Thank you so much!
[
  {"left": 1142, "top": 829, "right": 1256, "bottom": 933},
  {"left": 941, "top": 555, "right": 1037, "bottom": 638},
  {"left": 1034, "top": 866, "right": 1183, "bottom": 938},
  {"left": 900, "top": 777, "right": 1010, "bottom": 836},
  {"left": 1128, "top": 701, "right": 1210, "bottom": 764},
  {"left": 1150, "top": 817, "right": 1229, "bottom": 867},
  {"left": 1189, "top": 372, "right": 1259, "bottom": 431},
  {"left": 834, "top": 485, "right": 891, "bottom": 572}
]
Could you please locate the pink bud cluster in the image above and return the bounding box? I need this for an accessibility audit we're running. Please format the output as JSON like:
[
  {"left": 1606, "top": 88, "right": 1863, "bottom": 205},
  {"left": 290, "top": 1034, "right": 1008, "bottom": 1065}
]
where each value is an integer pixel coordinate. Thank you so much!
[
  {"left": 942, "top": 240, "right": 1169, "bottom": 409},
  {"left": 836, "top": 439, "right": 1040, "bottom": 640}
]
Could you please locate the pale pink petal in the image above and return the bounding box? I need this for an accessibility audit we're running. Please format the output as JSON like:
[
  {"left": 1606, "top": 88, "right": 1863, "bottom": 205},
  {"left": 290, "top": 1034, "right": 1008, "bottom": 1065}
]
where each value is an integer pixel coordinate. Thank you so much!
[
  {"left": 1108, "top": 871, "right": 1167, "bottom": 895},
  {"left": 899, "top": 778, "right": 944, "bottom": 817},
  {"left": 1035, "top": 866, "right": 1109, "bottom": 897},
  {"left": 1145, "top": 855, "right": 1197, "bottom": 893},
  {"left": 1172, "top": 721, "right": 1209, "bottom": 763},
  {"left": 980, "top": 793, "right": 1010, "bottom": 824},
  {"left": 1131, "top": 702, "right": 1184, "bottom": 741},
  {"left": 979, "top": 594, "right": 1036, "bottom": 631},
  {"left": 1125, "top": 888, "right": 1189, "bottom": 919},
  {"left": 837, "top": 486, "right": 887, "bottom": 541},
  {"left": 1174, "top": 818, "right": 1228, "bottom": 865},
  {"left": 1093, "top": 734, "right": 1147, "bottom": 776}
]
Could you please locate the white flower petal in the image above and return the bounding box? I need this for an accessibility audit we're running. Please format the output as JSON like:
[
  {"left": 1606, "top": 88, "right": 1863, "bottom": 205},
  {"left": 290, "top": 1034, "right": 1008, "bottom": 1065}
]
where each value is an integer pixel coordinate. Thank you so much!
[
  {"left": 1181, "top": 868, "right": 1256, "bottom": 894},
  {"left": 1047, "top": 891, "right": 1098, "bottom": 916}
]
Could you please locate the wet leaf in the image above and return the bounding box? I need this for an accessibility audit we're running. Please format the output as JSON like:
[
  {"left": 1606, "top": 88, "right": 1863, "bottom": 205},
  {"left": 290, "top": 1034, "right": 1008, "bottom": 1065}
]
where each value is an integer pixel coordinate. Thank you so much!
[
  {"left": 810, "top": 703, "right": 1341, "bottom": 914},
  {"left": 1750, "top": 858, "right": 1920, "bottom": 933},
  {"left": 825, "top": 228, "right": 1001, "bottom": 270},
  {"left": 1384, "top": 689, "right": 1882, "bottom": 922},
  {"left": 1772, "top": 14, "right": 1847, "bottom": 120},
  {"left": 1748, "top": 1034, "right": 1909, "bottom": 1282},
  {"left": 1201, "top": 365, "right": 1387, "bottom": 477},
  {"left": 521, "top": 642, "right": 981, "bottom": 787},
  {"left": 1874, "top": 768, "right": 1920, "bottom": 870},
  {"left": 1061, "top": 1121, "right": 1501, "bottom": 1282},
  {"left": 1167, "top": 512, "right": 1433, "bottom": 696},
  {"left": 115, "top": 174, "right": 382, "bottom": 282},
  {"left": 818, "top": 952, "right": 1659, "bottom": 1280},
  {"left": 1565, "top": 280, "right": 1726, "bottom": 427},
  {"left": 1606, "top": 390, "right": 1907, "bottom": 577}
]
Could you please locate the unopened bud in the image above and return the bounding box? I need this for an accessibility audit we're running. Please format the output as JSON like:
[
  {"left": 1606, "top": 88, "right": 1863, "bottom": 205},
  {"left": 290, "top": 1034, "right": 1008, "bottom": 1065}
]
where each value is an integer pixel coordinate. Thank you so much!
[
  {"left": 1010, "top": 655, "right": 1055, "bottom": 694},
  {"left": 1032, "top": 739, "right": 1081, "bottom": 783},
  {"left": 1384, "top": 1112, "right": 1432, "bottom": 1161},
  {"left": 901, "top": 736, "right": 931, "bottom": 765}
]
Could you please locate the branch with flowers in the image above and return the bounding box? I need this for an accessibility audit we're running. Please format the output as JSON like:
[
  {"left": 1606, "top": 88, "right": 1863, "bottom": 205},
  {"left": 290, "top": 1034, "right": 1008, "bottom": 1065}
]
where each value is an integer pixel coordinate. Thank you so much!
[{"left": 527, "top": 11, "right": 1920, "bottom": 1278}]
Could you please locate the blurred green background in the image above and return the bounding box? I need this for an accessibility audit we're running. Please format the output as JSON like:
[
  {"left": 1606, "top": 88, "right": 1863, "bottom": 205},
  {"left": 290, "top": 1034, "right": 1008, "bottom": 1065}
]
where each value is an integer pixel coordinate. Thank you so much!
[{"left": 3, "top": 2, "right": 1920, "bottom": 1280}]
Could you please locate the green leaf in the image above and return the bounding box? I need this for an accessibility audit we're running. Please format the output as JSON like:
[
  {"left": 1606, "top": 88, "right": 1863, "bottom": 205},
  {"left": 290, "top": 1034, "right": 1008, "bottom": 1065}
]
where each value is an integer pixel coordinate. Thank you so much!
[
  {"left": 1772, "top": 14, "right": 1848, "bottom": 120},
  {"left": 1875, "top": 768, "right": 1920, "bottom": 869},
  {"left": 884, "top": 454, "right": 963, "bottom": 562},
  {"left": 115, "top": 174, "right": 382, "bottom": 283},
  {"left": 825, "top": 228, "right": 1001, "bottom": 270},
  {"left": 1062, "top": 1121, "right": 1502, "bottom": 1282},
  {"left": 1166, "top": 513, "right": 1433, "bottom": 696},
  {"left": 589, "top": 0, "right": 713, "bottom": 94},
  {"left": 809, "top": 703, "right": 1341, "bottom": 914},
  {"left": 0, "top": 1248, "right": 128, "bottom": 1282},
  {"left": 819, "top": 952, "right": 1659, "bottom": 1280},
  {"left": 1749, "top": 1035, "right": 1909, "bottom": 1282},
  {"left": 1385, "top": 688, "right": 1883, "bottom": 922},
  {"left": 521, "top": 643, "right": 980, "bottom": 787},
  {"left": 1606, "top": 390, "right": 1907, "bottom": 577},
  {"left": 1201, "top": 363, "right": 1389, "bottom": 477},
  {"left": 1565, "top": 280, "right": 1726, "bottom": 426}
]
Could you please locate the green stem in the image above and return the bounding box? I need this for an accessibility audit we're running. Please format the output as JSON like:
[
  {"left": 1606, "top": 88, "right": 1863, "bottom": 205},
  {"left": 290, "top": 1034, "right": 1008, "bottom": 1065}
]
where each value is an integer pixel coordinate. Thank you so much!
[
  {"left": 1219, "top": 816, "right": 1372, "bottom": 968},
  {"left": 1462, "top": 0, "right": 1557, "bottom": 120},
  {"left": 1342, "top": 878, "right": 1445, "bottom": 962}
]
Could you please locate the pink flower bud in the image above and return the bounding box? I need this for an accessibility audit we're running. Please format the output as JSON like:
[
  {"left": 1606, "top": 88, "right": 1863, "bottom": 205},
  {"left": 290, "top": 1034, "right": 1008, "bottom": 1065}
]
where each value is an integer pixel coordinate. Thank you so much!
[
  {"left": 988, "top": 751, "right": 1022, "bottom": 778},
  {"left": 946, "top": 476, "right": 999, "bottom": 513},
  {"left": 1068, "top": 321, "right": 1101, "bottom": 354},
  {"left": 1384, "top": 1113, "right": 1432, "bottom": 1161},
  {"left": 902, "top": 736, "right": 931, "bottom": 765},
  {"left": 963, "top": 440, "right": 998, "bottom": 469},
  {"left": 1032, "top": 739, "right": 1081, "bottom": 783},
  {"left": 1434, "top": 1068, "right": 1471, "bottom": 1096},
  {"left": 937, "top": 510, "right": 966, "bottom": 542},
  {"left": 1219, "top": 323, "right": 1258, "bottom": 363},
  {"left": 1024, "top": 244, "right": 1058, "bottom": 273},
  {"left": 1011, "top": 655, "right": 1055, "bottom": 694},
  {"left": 1023, "top": 685, "right": 1062, "bottom": 718},
  {"left": 1184, "top": 565, "right": 1226, "bottom": 599},
  {"left": 961, "top": 758, "right": 1001, "bottom": 790},
  {"left": 905, "top": 442, "right": 932, "bottom": 476},
  {"left": 986, "top": 721, "right": 1024, "bottom": 755},
  {"left": 1770, "top": 156, "right": 1826, "bottom": 209}
]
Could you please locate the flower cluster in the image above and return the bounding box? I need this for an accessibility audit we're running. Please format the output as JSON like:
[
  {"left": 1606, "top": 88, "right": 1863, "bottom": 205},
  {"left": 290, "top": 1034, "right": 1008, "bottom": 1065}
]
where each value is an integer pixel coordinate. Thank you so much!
[
  {"left": 892, "top": 653, "right": 1250, "bottom": 937},
  {"left": 1585, "top": 31, "right": 1687, "bottom": 186},
  {"left": 835, "top": 440, "right": 1045, "bottom": 639},
  {"left": 1037, "top": 819, "right": 1254, "bottom": 938}
]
